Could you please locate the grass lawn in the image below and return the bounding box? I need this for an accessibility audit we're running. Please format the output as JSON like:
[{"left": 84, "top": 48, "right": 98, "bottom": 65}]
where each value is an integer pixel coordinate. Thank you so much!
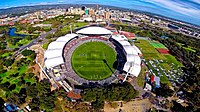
[
  {"left": 136, "top": 65, "right": 147, "bottom": 87},
  {"left": 135, "top": 40, "right": 166, "bottom": 60},
  {"left": 8, "top": 43, "right": 18, "bottom": 49},
  {"left": 74, "top": 22, "right": 88, "bottom": 28},
  {"left": 149, "top": 42, "right": 167, "bottom": 49},
  {"left": 0, "top": 62, "right": 36, "bottom": 98},
  {"left": 61, "top": 22, "right": 88, "bottom": 33},
  {"left": 42, "top": 43, "right": 50, "bottom": 50},
  {"left": 71, "top": 42, "right": 116, "bottom": 80},
  {"left": 8, "top": 38, "right": 32, "bottom": 49},
  {"left": 160, "top": 76, "right": 169, "bottom": 84},
  {"left": 17, "top": 38, "right": 32, "bottom": 46},
  {"left": 164, "top": 55, "right": 183, "bottom": 66},
  {"left": 160, "top": 63, "right": 171, "bottom": 70},
  {"left": 135, "top": 39, "right": 183, "bottom": 84},
  {"left": 2, "top": 52, "right": 13, "bottom": 57}
]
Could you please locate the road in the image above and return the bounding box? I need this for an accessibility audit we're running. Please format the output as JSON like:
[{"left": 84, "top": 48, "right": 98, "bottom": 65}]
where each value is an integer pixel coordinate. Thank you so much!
[
  {"left": 13, "top": 28, "right": 57, "bottom": 56},
  {"left": 13, "top": 21, "right": 85, "bottom": 57}
]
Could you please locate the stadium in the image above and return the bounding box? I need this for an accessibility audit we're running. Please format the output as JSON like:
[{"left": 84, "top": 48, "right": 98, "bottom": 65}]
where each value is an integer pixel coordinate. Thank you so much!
[{"left": 44, "top": 26, "right": 142, "bottom": 92}]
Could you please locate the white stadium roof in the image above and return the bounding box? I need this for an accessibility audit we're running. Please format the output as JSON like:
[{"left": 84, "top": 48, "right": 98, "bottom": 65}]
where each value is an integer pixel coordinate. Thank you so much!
[
  {"left": 128, "top": 64, "right": 141, "bottom": 77},
  {"left": 126, "top": 54, "right": 141, "bottom": 63},
  {"left": 132, "top": 45, "right": 142, "bottom": 55},
  {"left": 123, "top": 45, "right": 138, "bottom": 55},
  {"left": 123, "top": 61, "right": 141, "bottom": 77},
  {"left": 44, "top": 33, "right": 78, "bottom": 69},
  {"left": 123, "top": 62, "right": 132, "bottom": 72},
  {"left": 45, "top": 57, "right": 64, "bottom": 69},
  {"left": 44, "top": 49, "right": 63, "bottom": 59},
  {"left": 134, "top": 55, "right": 141, "bottom": 65},
  {"left": 126, "top": 54, "right": 136, "bottom": 62},
  {"left": 56, "top": 34, "right": 78, "bottom": 42},
  {"left": 76, "top": 26, "right": 112, "bottom": 35},
  {"left": 47, "top": 41, "right": 67, "bottom": 50},
  {"left": 111, "top": 34, "right": 142, "bottom": 77},
  {"left": 66, "top": 33, "right": 78, "bottom": 38},
  {"left": 118, "top": 40, "right": 131, "bottom": 46},
  {"left": 111, "top": 35, "right": 128, "bottom": 41}
]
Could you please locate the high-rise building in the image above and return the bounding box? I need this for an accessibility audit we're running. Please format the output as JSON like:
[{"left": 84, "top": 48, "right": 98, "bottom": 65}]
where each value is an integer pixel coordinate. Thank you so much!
[
  {"left": 96, "top": 4, "right": 99, "bottom": 11},
  {"left": 89, "top": 9, "right": 95, "bottom": 16},
  {"left": 85, "top": 9, "right": 89, "bottom": 15},
  {"left": 105, "top": 12, "right": 110, "bottom": 20}
]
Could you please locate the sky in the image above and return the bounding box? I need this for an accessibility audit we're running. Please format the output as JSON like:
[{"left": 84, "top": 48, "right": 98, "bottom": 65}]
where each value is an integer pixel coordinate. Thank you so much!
[{"left": 0, "top": 0, "right": 200, "bottom": 25}]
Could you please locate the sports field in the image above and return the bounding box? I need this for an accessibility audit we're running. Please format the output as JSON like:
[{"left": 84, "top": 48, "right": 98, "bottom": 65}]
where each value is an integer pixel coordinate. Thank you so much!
[
  {"left": 149, "top": 42, "right": 166, "bottom": 49},
  {"left": 135, "top": 39, "right": 183, "bottom": 84},
  {"left": 71, "top": 42, "right": 117, "bottom": 80}
]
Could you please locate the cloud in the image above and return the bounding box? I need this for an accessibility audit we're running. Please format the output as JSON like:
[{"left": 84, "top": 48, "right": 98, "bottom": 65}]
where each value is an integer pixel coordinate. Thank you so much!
[
  {"left": 143, "top": 0, "right": 200, "bottom": 18},
  {"left": 190, "top": 0, "right": 200, "bottom": 4}
]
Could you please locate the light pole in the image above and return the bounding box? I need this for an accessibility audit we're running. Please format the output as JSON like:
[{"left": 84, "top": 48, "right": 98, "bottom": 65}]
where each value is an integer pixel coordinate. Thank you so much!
[{"left": 70, "top": 24, "right": 72, "bottom": 34}]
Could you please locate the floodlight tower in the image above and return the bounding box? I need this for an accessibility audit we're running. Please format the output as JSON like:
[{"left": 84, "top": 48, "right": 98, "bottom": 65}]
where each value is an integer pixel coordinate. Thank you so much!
[{"left": 70, "top": 24, "right": 72, "bottom": 34}]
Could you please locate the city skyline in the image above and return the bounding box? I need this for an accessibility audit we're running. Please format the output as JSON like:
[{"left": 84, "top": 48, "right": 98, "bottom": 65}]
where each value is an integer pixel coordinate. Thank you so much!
[{"left": 0, "top": 0, "right": 200, "bottom": 26}]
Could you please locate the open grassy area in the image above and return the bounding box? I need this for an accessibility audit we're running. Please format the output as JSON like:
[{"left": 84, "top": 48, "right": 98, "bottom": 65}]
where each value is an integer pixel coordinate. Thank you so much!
[
  {"left": 1, "top": 52, "right": 13, "bottom": 57},
  {"left": 61, "top": 22, "right": 88, "bottom": 33},
  {"left": 149, "top": 41, "right": 167, "bottom": 49},
  {"left": 7, "top": 36, "right": 33, "bottom": 49},
  {"left": 135, "top": 39, "right": 183, "bottom": 84},
  {"left": 42, "top": 42, "right": 50, "bottom": 50},
  {"left": 0, "top": 59, "right": 36, "bottom": 98},
  {"left": 164, "top": 55, "right": 183, "bottom": 66},
  {"left": 136, "top": 65, "right": 147, "bottom": 87},
  {"left": 71, "top": 42, "right": 116, "bottom": 80},
  {"left": 135, "top": 40, "right": 166, "bottom": 60},
  {"left": 17, "top": 38, "right": 32, "bottom": 46}
]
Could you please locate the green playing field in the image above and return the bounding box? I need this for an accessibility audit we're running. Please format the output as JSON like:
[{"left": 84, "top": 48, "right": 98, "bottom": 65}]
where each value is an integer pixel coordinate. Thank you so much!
[{"left": 71, "top": 41, "right": 117, "bottom": 80}]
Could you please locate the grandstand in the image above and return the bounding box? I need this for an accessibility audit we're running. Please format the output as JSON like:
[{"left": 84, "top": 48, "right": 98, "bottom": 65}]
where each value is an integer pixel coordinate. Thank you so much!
[
  {"left": 43, "top": 26, "right": 142, "bottom": 92},
  {"left": 110, "top": 34, "right": 142, "bottom": 78},
  {"left": 44, "top": 34, "right": 78, "bottom": 69}
]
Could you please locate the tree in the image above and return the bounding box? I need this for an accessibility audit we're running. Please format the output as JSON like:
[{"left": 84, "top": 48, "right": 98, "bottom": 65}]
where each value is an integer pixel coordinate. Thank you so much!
[
  {"left": 45, "top": 34, "right": 54, "bottom": 39},
  {"left": 7, "top": 92, "right": 26, "bottom": 106},
  {"left": 28, "top": 80, "right": 56, "bottom": 111},
  {"left": 3, "top": 58, "right": 14, "bottom": 67},
  {"left": 0, "top": 97, "right": 5, "bottom": 110},
  {"left": 155, "top": 84, "right": 174, "bottom": 98},
  {"left": 21, "top": 49, "right": 36, "bottom": 60},
  {"left": 0, "top": 42, "right": 7, "bottom": 50},
  {"left": 92, "top": 99, "right": 104, "bottom": 110},
  {"left": 8, "top": 84, "right": 16, "bottom": 91},
  {"left": 0, "top": 81, "right": 10, "bottom": 91},
  {"left": 81, "top": 82, "right": 138, "bottom": 110},
  {"left": 54, "top": 31, "right": 64, "bottom": 37},
  {"left": 27, "top": 84, "right": 38, "bottom": 98},
  {"left": 29, "top": 98, "right": 40, "bottom": 112},
  {"left": 21, "top": 49, "right": 35, "bottom": 56}
]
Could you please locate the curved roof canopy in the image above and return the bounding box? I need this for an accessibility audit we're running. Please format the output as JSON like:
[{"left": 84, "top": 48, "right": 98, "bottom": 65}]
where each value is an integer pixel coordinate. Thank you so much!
[
  {"left": 118, "top": 40, "right": 131, "bottom": 46},
  {"left": 47, "top": 41, "right": 66, "bottom": 50},
  {"left": 112, "top": 35, "right": 128, "bottom": 41},
  {"left": 45, "top": 57, "right": 64, "bottom": 69},
  {"left": 76, "top": 26, "right": 112, "bottom": 35},
  {"left": 123, "top": 45, "right": 138, "bottom": 55},
  {"left": 44, "top": 33, "right": 78, "bottom": 69},
  {"left": 56, "top": 34, "right": 78, "bottom": 42}
]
